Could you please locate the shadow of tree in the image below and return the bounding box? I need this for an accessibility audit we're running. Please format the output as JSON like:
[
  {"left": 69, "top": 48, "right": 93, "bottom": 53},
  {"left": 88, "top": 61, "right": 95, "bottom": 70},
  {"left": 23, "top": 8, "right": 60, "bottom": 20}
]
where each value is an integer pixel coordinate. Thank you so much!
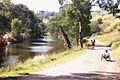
[
  {"left": 95, "top": 44, "right": 108, "bottom": 47},
  {"left": 1, "top": 72, "right": 120, "bottom": 80}
]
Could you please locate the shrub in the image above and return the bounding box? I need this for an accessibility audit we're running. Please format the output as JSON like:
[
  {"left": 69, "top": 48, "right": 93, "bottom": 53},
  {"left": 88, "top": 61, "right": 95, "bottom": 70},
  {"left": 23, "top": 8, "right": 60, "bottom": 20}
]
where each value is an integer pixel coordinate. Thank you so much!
[
  {"left": 111, "top": 41, "right": 120, "bottom": 49},
  {"left": 90, "top": 19, "right": 102, "bottom": 33},
  {"left": 117, "top": 27, "right": 120, "bottom": 32},
  {"left": 97, "top": 18, "right": 102, "bottom": 24}
]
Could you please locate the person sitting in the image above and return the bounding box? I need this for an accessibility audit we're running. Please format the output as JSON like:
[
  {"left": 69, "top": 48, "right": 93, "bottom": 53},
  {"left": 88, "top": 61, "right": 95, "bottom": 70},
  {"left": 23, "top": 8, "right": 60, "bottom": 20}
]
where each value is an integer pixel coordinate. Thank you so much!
[
  {"left": 91, "top": 39, "right": 95, "bottom": 49},
  {"left": 101, "top": 50, "right": 111, "bottom": 61}
]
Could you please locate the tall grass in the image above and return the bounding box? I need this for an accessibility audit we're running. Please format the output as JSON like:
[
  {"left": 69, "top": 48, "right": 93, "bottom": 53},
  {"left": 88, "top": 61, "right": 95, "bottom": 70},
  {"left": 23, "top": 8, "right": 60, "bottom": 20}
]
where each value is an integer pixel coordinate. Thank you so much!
[
  {"left": 113, "top": 47, "right": 120, "bottom": 62},
  {"left": 92, "top": 12, "right": 120, "bottom": 67},
  {"left": 104, "top": 21, "right": 120, "bottom": 32}
]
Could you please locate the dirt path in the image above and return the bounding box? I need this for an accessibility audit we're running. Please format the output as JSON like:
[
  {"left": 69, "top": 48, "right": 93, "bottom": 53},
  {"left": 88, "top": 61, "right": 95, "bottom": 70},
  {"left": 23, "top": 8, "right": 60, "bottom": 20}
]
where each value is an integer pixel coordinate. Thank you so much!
[{"left": 2, "top": 41, "right": 120, "bottom": 80}]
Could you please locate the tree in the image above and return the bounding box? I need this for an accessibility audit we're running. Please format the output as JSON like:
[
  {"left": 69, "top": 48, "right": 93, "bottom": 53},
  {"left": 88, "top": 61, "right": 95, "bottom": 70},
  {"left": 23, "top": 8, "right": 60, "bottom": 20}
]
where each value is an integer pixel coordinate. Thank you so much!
[
  {"left": 91, "top": 0, "right": 120, "bottom": 16},
  {"left": 58, "top": 0, "right": 72, "bottom": 49},
  {"left": 0, "top": 2, "right": 45, "bottom": 40},
  {"left": 56, "top": 0, "right": 92, "bottom": 48},
  {"left": 47, "top": 15, "right": 61, "bottom": 39},
  {"left": 2, "top": 0, "right": 11, "bottom": 4},
  {"left": 71, "top": 0, "right": 92, "bottom": 48},
  {"left": 11, "top": 18, "right": 22, "bottom": 38}
]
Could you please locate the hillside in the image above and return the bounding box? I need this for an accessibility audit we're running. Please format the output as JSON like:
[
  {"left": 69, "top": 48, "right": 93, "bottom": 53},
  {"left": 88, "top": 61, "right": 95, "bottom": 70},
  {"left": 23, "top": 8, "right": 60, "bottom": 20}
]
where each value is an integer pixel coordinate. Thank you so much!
[{"left": 91, "top": 12, "right": 120, "bottom": 63}]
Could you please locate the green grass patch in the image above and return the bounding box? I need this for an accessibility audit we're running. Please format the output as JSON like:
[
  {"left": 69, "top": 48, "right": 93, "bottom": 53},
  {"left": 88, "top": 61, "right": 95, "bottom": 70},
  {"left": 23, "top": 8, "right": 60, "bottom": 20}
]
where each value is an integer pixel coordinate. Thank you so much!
[
  {"left": 43, "top": 32, "right": 52, "bottom": 38},
  {"left": 0, "top": 47, "right": 85, "bottom": 78},
  {"left": 94, "top": 35, "right": 112, "bottom": 46},
  {"left": 111, "top": 41, "right": 120, "bottom": 49},
  {"left": 113, "top": 47, "right": 120, "bottom": 61}
]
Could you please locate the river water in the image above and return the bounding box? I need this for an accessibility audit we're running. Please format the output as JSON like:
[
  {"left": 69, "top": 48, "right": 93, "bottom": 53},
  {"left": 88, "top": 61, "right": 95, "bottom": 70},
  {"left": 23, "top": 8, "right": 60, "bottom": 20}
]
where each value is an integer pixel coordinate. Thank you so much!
[{"left": 0, "top": 38, "right": 66, "bottom": 66}]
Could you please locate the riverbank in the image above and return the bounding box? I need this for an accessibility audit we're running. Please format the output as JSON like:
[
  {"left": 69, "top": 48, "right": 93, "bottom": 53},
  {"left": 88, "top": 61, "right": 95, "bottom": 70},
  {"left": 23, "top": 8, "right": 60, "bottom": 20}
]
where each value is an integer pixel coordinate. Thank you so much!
[
  {"left": 0, "top": 46, "right": 85, "bottom": 78},
  {"left": 2, "top": 40, "right": 120, "bottom": 80}
]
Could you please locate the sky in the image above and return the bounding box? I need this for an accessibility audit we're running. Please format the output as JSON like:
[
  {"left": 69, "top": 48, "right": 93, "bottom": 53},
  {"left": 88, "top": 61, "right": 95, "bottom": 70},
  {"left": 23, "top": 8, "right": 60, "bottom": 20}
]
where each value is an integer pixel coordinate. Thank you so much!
[
  {"left": 11, "top": 0, "right": 60, "bottom": 12},
  {"left": 11, "top": 0, "right": 102, "bottom": 13}
]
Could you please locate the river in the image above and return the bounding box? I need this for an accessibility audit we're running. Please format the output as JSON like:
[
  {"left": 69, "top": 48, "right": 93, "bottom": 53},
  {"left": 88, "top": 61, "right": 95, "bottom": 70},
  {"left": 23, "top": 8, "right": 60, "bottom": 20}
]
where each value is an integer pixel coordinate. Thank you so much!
[{"left": 0, "top": 38, "right": 66, "bottom": 66}]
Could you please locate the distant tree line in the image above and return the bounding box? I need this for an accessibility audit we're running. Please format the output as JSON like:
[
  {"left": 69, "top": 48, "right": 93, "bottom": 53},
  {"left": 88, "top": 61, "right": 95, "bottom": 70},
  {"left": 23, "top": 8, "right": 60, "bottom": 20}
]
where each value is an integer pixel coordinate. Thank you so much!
[{"left": 36, "top": 11, "right": 55, "bottom": 19}]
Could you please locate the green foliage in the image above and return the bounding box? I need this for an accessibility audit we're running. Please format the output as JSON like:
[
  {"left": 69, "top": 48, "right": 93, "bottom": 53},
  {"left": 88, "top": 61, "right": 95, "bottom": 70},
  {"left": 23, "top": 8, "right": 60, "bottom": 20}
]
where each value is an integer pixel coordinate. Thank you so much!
[
  {"left": 91, "top": 12, "right": 103, "bottom": 17},
  {"left": 90, "top": 24, "right": 101, "bottom": 33},
  {"left": 0, "top": 2, "right": 46, "bottom": 39},
  {"left": 97, "top": 18, "right": 102, "bottom": 24},
  {"left": 47, "top": 14, "right": 62, "bottom": 39},
  {"left": 48, "top": 0, "right": 92, "bottom": 44},
  {"left": 112, "top": 41, "right": 120, "bottom": 49},
  {"left": 90, "top": 18, "right": 102, "bottom": 33},
  {"left": 11, "top": 18, "right": 22, "bottom": 37},
  {"left": 72, "top": 0, "right": 92, "bottom": 36},
  {"left": 94, "top": 0, "right": 120, "bottom": 16},
  {"left": 2, "top": 0, "right": 11, "bottom": 3}
]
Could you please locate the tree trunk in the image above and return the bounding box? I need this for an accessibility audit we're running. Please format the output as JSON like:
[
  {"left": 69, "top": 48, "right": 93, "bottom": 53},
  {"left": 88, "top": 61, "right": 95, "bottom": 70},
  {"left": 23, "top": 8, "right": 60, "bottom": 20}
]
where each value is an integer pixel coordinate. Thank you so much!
[
  {"left": 76, "top": 37, "right": 79, "bottom": 46},
  {"left": 78, "top": 22, "right": 83, "bottom": 48},
  {"left": 59, "top": 26, "right": 71, "bottom": 49},
  {"left": 79, "top": 32, "right": 83, "bottom": 48}
]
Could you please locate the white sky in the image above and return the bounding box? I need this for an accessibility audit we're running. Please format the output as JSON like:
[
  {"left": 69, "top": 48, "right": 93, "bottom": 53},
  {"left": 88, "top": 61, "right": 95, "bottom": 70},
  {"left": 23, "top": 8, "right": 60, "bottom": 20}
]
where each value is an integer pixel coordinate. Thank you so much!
[{"left": 11, "top": 0, "right": 60, "bottom": 12}]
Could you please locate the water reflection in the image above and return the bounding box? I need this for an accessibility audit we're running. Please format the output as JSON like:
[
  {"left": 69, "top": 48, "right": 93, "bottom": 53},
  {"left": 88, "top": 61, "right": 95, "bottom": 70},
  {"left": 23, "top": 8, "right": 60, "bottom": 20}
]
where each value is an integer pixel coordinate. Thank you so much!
[
  {"left": 31, "top": 42, "right": 47, "bottom": 45},
  {"left": 5, "top": 55, "right": 19, "bottom": 65},
  {"left": 0, "top": 38, "right": 66, "bottom": 66},
  {"left": 34, "top": 54, "right": 48, "bottom": 60},
  {"left": 38, "top": 38, "right": 55, "bottom": 42},
  {"left": 26, "top": 46, "right": 53, "bottom": 53},
  {"left": 0, "top": 48, "right": 7, "bottom": 66}
]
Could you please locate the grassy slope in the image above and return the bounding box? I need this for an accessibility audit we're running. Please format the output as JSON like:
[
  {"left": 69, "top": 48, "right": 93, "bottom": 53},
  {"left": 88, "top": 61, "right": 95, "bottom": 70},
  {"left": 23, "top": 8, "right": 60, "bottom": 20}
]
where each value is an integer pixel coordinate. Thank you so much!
[
  {"left": 91, "top": 13, "right": 120, "bottom": 63},
  {"left": 0, "top": 46, "right": 85, "bottom": 78}
]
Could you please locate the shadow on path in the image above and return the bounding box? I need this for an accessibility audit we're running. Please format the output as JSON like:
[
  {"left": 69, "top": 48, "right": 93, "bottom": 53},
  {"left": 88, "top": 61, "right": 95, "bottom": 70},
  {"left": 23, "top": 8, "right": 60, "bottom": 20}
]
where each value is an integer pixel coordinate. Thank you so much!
[
  {"left": 106, "top": 59, "right": 115, "bottom": 62},
  {"left": 1, "top": 72, "right": 120, "bottom": 80},
  {"left": 95, "top": 44, "right": 108, "bottom": 47}
]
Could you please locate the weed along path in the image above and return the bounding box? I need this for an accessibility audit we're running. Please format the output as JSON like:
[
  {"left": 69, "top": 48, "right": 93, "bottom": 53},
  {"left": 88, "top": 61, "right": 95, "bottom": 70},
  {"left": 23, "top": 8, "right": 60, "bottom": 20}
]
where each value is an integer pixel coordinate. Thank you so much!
[{"left": 2, "top": 41, "right": 120, "bottom": 80}]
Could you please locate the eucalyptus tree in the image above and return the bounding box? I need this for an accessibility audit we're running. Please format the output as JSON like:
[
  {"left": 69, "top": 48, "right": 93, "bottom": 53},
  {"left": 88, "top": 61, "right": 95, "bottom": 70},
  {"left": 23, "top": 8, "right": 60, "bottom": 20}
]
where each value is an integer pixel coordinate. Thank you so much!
[
  {"left": 58, "top": 0, "right": 72, "bottom": 49},
  {"left": 90, "top": 0, "right": 120, "bottom": 16},
  {"left": 0, "top": 1, "right": 46, "bottom": 40},
  {"left": 0, "top": 2, "right": 11, "bottom": 35},
  {"left": 72, "top": 0, "right": 92, "bottom": 48},
  {"left": 98, "top": 0, "right": 120, "bottom": 16},
  {"left": 59, "top": 0, "right": 92, "bottom": 47},
  {"left": 47, "top": 15, "right": 61, "bottom": 39},
  {"left": 11, "top": 18, "right": 22, "bottom": 38},
  {"left": 1, "top": 0, "right": 11, "bottom": 4}
]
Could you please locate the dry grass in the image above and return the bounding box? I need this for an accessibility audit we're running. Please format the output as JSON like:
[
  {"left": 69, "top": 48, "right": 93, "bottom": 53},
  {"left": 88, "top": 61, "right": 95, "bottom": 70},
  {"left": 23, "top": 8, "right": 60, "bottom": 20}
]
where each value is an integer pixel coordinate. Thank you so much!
[{"left": 92, "top": 13, "right": 120, "bottom": 68}]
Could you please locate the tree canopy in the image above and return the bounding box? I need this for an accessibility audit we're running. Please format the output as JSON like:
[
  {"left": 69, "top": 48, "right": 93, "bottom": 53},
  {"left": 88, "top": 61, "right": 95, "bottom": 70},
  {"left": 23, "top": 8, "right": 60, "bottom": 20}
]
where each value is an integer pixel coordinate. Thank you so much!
[
  {"left": 0, "top": 1, "right": 46, "bottom": 40},
  {"left": 47, "top": 0, "right": 92, "bottom": 47}
]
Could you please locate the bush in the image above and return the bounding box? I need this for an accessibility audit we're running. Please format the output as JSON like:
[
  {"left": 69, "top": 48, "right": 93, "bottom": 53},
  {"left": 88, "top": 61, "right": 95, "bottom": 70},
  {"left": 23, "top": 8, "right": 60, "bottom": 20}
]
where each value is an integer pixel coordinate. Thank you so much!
[
  {"left": 111, "top": 41, "right": 120, "bottom": 49},
  {"left": 115, "top": 15, "right": 120, "bottom": 18},
  {"left": 97, "top": 18, "right": 102, "bottom": 24}
]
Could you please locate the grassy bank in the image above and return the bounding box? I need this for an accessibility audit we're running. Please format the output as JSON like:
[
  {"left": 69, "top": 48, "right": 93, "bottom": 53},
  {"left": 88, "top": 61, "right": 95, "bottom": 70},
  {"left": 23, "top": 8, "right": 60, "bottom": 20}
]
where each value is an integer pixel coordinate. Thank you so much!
[
  {"left": 94, "top": 33, "right": 120, "bottom": 63},
  {"left": 95, "top": 35, "right": 112, "bottom": 46},
  {"left": 0, "top": 46, "right": 85, "bottom": 78},
  {"left": 91, "top": 12, "right": 120, "bottom": 68}
]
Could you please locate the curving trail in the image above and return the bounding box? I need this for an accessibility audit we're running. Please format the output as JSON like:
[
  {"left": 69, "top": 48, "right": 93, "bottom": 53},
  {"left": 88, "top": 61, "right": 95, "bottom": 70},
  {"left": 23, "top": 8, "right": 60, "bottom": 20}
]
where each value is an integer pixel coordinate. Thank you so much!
[{"left": 2, "top": 41, "right": 120, "bottom": 80}]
